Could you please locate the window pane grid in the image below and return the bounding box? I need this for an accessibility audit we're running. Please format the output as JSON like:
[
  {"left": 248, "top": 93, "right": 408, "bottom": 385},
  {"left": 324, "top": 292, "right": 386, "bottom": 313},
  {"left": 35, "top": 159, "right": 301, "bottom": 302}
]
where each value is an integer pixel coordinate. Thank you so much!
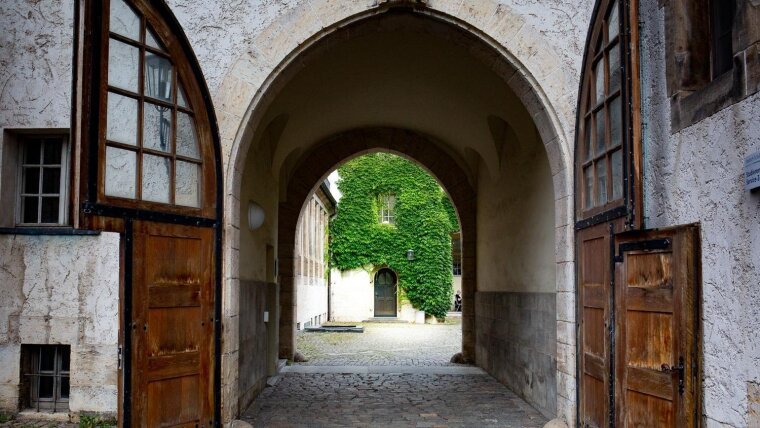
[
  {"left": 19, "top": 139, "right": 64, "bottom": 225},
  {"left": 104, "top": 0, "right": 201, "bottom": 208},
  {"left": 580, "top": 0, "right": 626, "bottom": 212},
  {"left": 378, "top": 193, "right": 395, "bottom": 224}
]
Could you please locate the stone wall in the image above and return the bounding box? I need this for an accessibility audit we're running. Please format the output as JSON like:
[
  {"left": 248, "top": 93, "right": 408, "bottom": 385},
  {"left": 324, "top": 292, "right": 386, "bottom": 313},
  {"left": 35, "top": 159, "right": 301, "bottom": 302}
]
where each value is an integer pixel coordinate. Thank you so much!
[
  {"left": 639, "top": 2, "right": 760, "bottom": 426},
  {"left": 238, "top": 280, "right": 275, "bottom": 414},
  {"left": 475, "top": 292, "right": 557, "bottom": 419},
  {"left": 0, "top": 233, "right": 120, "bottom": 416}
]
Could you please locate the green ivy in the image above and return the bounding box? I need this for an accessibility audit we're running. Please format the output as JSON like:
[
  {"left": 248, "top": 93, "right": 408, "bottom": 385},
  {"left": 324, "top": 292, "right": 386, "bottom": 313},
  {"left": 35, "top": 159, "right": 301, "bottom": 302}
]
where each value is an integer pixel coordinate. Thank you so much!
[{"left": 330, "top": 153, "right": 458, "bottom": 318}]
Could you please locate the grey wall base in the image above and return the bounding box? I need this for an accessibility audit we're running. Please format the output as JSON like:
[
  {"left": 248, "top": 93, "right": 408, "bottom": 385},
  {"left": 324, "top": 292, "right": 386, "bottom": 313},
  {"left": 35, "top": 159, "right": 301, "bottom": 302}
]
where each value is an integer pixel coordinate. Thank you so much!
[
  {"left": 238, "top": 281, "right": 277, "bottom": 413},
  {"left": 475, "top": 291, "right": 557, "bottom": 418}
]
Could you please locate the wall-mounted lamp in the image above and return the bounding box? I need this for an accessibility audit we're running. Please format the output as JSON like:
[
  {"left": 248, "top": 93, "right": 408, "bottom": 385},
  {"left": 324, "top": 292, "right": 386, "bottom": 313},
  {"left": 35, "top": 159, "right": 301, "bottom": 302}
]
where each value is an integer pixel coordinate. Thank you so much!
[
  {"left": 406, "top": 249, "right": 415, "bottom": 261},
  {"left": 248, "top": 201, "right": 265, "bottom": 230}
]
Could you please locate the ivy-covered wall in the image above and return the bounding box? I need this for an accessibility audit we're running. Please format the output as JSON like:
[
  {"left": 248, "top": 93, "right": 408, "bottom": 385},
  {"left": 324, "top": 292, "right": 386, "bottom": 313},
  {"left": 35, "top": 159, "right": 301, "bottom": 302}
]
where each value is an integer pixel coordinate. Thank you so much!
[{"left": 330, "top": 153, "right": 459, "bottom": 318}]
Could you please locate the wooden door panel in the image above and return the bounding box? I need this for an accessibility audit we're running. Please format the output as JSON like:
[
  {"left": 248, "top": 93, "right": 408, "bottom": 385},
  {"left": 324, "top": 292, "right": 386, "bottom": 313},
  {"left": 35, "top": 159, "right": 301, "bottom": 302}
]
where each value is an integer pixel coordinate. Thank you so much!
[
  {"left": 147, "top": 375, "right": 201, "bottom": 426},
  {"left": 133, "top": 221, "right": 214, "bottom": 427},
  {"left": 614, "top": 226, "right": 700, "bottom": 427},
  {"left": 578, "top": 222, "right": 618, "bottom": 428},
  {"left": 625, "top": 390, "right": 675, "bottom": 427}
]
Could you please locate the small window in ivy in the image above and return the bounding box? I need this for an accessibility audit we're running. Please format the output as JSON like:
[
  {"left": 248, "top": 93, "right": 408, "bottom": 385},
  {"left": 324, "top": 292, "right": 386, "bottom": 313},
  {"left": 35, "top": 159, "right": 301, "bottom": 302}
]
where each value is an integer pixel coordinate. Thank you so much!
[
  {"left": 451, "top": 232, "right": 462, "bottom": 276},
  {"left": 377, "top": 193, "right": 395, "bottom": 224}
]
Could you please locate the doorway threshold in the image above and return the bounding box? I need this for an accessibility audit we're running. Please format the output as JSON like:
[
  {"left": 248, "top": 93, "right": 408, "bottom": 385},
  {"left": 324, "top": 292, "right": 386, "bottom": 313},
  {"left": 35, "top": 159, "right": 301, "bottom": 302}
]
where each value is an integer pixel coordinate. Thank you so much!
[{"left": 304, "top": 325, "right": 364, "bottom": 333}]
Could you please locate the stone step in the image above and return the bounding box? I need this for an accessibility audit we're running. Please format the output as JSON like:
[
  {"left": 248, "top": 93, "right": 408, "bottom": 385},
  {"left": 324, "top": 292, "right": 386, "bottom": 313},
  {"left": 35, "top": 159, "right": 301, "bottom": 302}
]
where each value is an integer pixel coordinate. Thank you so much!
[{"left": 364, "top": 317, "right": 409, "bottom": 323}]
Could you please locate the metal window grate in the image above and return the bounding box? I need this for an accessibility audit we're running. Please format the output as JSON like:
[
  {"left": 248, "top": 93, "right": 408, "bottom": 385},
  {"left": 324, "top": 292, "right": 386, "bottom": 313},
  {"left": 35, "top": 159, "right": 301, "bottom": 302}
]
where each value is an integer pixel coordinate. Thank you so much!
[{"left": 22, "top": 345, "right": 70, "bottom": 413}]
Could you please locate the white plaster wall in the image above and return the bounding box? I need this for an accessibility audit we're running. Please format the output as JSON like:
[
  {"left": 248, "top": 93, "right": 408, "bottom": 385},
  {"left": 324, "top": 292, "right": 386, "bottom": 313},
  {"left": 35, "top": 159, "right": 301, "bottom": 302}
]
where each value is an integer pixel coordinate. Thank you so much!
[
  {"left": 0, "top": 233, "right": 120, "bottom": 415},
  {"left": 329, "top": 268, "right": 374, "bottom": 322},
  {"left": 476, "top": 127, "right": 556, "bottom": 294},
  {"left": 0, "top": 0, "right": 73, "bottom": 130},
  {"left": 639, "top": 3, "right": 760, "bottom": 426},
  {"left": 296, "top": 277, "right": 327, "bottom": 328}
]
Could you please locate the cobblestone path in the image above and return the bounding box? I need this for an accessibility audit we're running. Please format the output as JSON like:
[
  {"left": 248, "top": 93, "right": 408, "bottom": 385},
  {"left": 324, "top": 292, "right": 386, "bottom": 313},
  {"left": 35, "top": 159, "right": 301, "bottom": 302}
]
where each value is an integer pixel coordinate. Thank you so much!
[
  {"left": 295, "top": 320, "right": 462, "bottom": 366},
  {"left": 241, "top": 372, "right": 547, "bottom": 427},
  {"left": 246, "top": 321, "right": 547, "bottom": 427}
]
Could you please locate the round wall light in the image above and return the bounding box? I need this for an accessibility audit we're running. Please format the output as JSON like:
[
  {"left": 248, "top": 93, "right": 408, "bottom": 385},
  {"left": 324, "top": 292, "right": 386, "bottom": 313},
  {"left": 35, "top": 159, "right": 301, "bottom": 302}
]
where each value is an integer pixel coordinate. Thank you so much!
[{"left": 248, "top": 201, "right": 265, "bottom": 230}]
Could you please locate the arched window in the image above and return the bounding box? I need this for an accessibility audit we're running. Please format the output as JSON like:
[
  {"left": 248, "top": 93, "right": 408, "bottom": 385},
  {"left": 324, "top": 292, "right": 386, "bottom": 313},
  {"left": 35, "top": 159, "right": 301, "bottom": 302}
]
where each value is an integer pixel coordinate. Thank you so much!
[
  {"left": 77, "top": 0, "right": 218, "bottom": 221},
  {"left": 576, "top": 0, "right": 634, "bottom": 225}
]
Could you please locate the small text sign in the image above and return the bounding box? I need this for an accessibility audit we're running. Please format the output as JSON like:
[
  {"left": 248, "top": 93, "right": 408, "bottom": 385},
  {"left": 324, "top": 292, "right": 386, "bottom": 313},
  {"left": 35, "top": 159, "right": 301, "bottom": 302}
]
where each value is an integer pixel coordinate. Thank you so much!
[{"left": 746, "top": 150, "right": 760, "bottom": 191}]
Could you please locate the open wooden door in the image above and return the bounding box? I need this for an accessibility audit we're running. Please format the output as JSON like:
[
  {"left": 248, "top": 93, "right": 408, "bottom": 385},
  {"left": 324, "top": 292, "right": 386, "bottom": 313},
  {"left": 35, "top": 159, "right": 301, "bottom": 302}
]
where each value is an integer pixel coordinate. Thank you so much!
[
  {"left": 72, "top": 0, "right": 223, "bottom": 425},
  {"left": 613, "top": 226, "right": 701, "bottom": 427}
]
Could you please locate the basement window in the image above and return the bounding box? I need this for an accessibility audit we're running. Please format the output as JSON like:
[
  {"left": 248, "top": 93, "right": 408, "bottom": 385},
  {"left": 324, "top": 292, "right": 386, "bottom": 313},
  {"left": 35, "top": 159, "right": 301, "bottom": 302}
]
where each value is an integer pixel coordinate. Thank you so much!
[{"left": 21, "top": 345, "right": 70, "bottom": 412}]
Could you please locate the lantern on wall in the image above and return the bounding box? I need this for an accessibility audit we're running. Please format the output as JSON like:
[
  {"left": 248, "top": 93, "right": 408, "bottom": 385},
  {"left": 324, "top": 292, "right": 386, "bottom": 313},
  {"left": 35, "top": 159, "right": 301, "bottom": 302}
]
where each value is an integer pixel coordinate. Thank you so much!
[
  {"left": 248, "top": 201, "right": 266, "bottom": 230},
  {"left": 145, "top": 53, "right": 172, "bottom": 150}
]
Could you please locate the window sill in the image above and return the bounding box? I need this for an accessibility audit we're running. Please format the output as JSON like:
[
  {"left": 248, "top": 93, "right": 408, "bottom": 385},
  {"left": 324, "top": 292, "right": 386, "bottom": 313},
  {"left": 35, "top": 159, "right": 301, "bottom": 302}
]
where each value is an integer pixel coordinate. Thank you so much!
[{"left": 0, "top": 227, "right": 100, "bottom": 236}]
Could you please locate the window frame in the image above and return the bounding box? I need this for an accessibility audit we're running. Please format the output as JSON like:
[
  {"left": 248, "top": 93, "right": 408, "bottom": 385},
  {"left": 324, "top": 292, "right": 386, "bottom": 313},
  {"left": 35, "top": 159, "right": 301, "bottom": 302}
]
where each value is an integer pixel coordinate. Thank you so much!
[
  {"left": 451, "top": 231, "right": 462, "bottom": 277},
  {"left": 709, "top": 0, "right": 736, "bottom": 80},
  {"left": 377, "top": 192, "right": 396, "bottom": 225},
  {"left": 575, "top": 0, "right": 638, "bottom": 228},
  {"left": 21, "top": 344, "right": 71, "bottom": 413},
  {"left": 664, "top": 0, "right": 760, "bottom": 132},
  {"left": 82, "top": 0, "right": 217, "bottom": 221},
  {"left": 14, "top": 135, "right": 70, "bottom": 227}
]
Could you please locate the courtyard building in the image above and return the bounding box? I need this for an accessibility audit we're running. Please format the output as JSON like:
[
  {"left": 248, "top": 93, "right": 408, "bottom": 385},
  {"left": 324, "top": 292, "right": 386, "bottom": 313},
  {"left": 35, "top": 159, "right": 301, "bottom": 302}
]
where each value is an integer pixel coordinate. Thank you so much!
[{"left": 0, "top": 0, "right": 758, "bottom": 426}]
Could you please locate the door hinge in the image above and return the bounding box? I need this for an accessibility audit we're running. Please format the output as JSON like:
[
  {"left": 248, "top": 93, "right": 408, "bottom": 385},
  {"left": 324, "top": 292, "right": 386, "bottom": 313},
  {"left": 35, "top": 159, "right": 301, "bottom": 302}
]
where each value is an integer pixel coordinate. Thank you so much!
[
  {"left": 614, "top": 238, "right": 671, "bottom": 262},
  {"left": 117, "top": 345, "right": 123, "bottom": 370}
]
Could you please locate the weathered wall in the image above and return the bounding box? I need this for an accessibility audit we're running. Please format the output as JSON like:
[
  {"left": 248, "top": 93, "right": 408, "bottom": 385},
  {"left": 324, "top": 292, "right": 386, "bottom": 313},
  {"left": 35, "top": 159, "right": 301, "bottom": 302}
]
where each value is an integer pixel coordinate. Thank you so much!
[
  {"left": 639, "top": 2, "right": 760, "bottom": 426},
  {"left": 475, "top": 292, "right": 557, "bottom": 419},
  {"left": 0, "top": 0, "right": 73, "bottom": 130},
  {"left": 0, "top": 233, "right": 120, "bottom": 415},
  {"left": 237, "top": 280, "right": 273, "bottom": 414}
]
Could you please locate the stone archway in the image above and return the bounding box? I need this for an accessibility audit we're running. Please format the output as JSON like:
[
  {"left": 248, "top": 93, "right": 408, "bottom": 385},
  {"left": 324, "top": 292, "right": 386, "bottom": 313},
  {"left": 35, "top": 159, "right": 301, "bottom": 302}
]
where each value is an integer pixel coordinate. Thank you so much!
[
  {"left": 277, "top": 127, "right": 477, "bottom": 362},
  {"left": 221, "top": 4, "right": 578, "bottom": 424}
]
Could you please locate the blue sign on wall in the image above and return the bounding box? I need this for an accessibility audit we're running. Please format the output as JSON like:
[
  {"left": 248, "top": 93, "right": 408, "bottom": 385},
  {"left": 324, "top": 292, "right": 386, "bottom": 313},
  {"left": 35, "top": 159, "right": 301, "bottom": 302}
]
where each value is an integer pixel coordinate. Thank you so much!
[{"left": 746, "top": 150, "right": 760, "bottom": 191}]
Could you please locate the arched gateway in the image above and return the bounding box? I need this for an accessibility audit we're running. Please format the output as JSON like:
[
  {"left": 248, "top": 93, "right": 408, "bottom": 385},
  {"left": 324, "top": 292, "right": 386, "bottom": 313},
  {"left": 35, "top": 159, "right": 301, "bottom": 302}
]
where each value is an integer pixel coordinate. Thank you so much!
[{"left": 72, "top": 0, "right": 577, "bottom": 425}]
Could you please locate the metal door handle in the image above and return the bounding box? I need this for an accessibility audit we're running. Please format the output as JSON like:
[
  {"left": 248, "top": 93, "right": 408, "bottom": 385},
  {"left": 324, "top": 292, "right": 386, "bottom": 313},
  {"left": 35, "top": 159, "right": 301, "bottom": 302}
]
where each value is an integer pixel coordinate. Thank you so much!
[{"left": 661, "top": 356, "right": 685, "bottom": 394}]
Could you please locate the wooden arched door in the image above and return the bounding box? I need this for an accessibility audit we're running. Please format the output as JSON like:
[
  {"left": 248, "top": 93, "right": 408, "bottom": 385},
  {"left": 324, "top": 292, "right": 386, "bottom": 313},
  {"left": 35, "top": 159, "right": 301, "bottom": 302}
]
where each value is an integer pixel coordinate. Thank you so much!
[
  {"left": 374, "top": 269, "right": 397, "bottom": 317},
  {"left": 72, "top": 0, "right": 222, "bottom": 425}
]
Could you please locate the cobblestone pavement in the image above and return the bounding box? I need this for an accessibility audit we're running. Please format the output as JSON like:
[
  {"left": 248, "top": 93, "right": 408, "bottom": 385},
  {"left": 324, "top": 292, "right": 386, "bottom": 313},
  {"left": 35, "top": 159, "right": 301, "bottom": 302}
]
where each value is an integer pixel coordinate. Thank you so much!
[
  {"left": 295, "top": 320, "right": 462, "bottom": 366},
  {"left": 0, "top": 418, "right": 77, "bottom": 428},
  {"left": 241, "top": 372, "right": 547, "bottom": 427}
]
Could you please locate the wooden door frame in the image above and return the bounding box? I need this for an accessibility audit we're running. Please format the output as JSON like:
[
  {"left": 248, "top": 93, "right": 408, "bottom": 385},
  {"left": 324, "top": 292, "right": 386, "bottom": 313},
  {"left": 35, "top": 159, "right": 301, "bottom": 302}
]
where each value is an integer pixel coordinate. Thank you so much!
[{"left": 71, "top": 0, "right": 224, "bottom": 424}]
